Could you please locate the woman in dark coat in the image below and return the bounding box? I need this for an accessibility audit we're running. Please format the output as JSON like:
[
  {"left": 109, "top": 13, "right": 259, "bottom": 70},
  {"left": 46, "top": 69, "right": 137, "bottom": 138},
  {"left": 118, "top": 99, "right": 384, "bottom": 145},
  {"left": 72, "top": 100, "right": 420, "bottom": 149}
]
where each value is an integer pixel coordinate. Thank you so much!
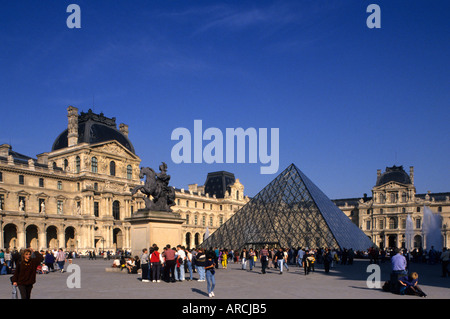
[
  {"left": 11, "top": 248, "right": 43, "bottom": 299},
  {"left": 44, "top": 251, "right": 55, "bottom": 272}
]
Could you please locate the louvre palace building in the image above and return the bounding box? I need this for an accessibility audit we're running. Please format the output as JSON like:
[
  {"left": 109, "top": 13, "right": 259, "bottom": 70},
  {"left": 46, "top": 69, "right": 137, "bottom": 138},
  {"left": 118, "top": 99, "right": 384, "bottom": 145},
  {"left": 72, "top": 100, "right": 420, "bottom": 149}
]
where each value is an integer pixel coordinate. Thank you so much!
[
  {"left": 0, "top": 107, "right": 249, "bottom": 253},
  {"left": 333, "top": 165, "right": 450, "bottom": 250},
  {"left": 0, "top": 107, "right": 448, "bottom": 254}
]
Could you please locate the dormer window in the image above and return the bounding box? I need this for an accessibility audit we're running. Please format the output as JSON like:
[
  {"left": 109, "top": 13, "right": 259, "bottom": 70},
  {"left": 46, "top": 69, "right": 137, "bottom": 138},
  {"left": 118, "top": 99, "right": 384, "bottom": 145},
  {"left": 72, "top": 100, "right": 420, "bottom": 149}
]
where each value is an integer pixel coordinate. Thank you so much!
[
  {"left": 110, "top": 161, "right": 116, "bottom": 176},
  {"left": 91, "top": 157, "right": 98, "bottom": 173}
]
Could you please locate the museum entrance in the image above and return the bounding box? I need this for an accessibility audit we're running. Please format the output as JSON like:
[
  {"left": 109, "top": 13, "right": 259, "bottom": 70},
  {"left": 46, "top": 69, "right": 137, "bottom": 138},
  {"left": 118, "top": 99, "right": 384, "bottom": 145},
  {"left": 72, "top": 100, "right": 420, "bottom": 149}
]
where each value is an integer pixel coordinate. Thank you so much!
[
  {"left": 113, "top": 228, "right": 123, "bottom": 251},
  {"left": 388, "top": 235, "right": 397, "bottom": 248}
]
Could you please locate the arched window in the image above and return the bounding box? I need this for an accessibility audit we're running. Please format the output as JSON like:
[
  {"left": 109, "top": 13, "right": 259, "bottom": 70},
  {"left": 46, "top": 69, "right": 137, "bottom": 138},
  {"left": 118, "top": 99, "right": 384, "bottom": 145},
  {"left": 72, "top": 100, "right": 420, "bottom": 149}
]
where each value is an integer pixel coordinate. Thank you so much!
[
  {"left": 127, "top": 165, "right": 132, "bottom": 180},
  {"left": 75, "top": 156, "right": 80, "bottom": 173},
  {"left": 91, "top": 157, "right": 98, "bottom": 173},
  {"left": 64, "top": 159, "right": 69, "bottom": 170},
  {"left": 110, "top": 161, "right": 116, "bottom": 176},
  {"left": 113, "top": 201, "right": 120, "bottom": 220}
]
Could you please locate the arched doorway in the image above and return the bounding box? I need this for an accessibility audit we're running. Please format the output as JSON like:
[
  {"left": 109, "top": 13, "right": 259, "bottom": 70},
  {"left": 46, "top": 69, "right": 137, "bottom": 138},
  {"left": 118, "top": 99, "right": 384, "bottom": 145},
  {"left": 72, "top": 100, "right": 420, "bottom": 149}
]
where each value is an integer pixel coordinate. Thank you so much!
[
  {"left": 3, "top": 224, "right": 18, "bottom": 250},
  {"left": 65, "top": 227, "right": 76, "bottom": 251},
  {"left": 414, "top": 235, "right": 422, "bottom": 249},
  {"left": 46, "top": 226, "right": 58, "bottom": 249},
  {"left": 185, "top": 232, "right": 192, "bottom": 249},
  {"left": 113, "top": 228, "right": 123, "bottom": 251},
  {"left": 195, "top": 233, "right": 201, "bottom": 247},
  {"left": 26, "top": 225, "right": 39, "bottom": 250},
  {"left": 388, "top": 235, "right": 397, "bottom": 248}
]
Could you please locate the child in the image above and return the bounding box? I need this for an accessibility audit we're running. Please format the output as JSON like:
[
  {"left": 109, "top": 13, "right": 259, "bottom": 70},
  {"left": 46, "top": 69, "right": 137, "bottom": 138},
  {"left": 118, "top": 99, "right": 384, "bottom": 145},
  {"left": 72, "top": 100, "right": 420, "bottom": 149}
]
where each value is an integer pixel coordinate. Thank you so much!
[
  {"left": 221, "top": 250, "right": 228, "bottom": 269},
  {"left": 398, "top": 272, "right": 427, "bottom": 297},
  {"left": 41, "top": 263, "right": 49, "bottom": 274}
]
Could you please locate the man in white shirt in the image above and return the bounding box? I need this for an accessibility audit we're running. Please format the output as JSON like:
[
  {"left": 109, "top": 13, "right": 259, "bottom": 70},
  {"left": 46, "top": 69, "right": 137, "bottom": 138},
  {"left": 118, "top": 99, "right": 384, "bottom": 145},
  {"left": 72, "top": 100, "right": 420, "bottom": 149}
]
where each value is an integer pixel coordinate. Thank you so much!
[{"left": 176, "top": 245, "right": 186, "bottom": 281}]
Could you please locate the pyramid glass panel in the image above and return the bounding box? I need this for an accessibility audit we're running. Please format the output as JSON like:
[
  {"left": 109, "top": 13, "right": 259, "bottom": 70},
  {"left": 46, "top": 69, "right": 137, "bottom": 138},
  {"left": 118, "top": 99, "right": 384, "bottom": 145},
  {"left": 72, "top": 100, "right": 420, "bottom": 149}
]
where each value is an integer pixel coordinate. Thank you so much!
[{"left": 200, "top": 164, "right": 374, "bottom": 251}]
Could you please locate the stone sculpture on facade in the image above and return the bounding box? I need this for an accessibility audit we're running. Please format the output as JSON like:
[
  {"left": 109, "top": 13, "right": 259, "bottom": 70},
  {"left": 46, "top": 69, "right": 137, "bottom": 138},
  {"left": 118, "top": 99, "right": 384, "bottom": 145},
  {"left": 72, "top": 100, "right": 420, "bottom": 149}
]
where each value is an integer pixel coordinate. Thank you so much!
[{"left": 131, "top": 162, "right": 176, "bottom": 212}]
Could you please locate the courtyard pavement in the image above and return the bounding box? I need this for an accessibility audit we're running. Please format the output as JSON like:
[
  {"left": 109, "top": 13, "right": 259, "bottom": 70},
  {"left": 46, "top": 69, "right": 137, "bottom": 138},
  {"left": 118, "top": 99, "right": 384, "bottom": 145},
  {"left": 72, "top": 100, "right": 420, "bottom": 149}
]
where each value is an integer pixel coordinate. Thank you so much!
[{"left": 1, "top": 257, "right": 449, "bottom": 300}]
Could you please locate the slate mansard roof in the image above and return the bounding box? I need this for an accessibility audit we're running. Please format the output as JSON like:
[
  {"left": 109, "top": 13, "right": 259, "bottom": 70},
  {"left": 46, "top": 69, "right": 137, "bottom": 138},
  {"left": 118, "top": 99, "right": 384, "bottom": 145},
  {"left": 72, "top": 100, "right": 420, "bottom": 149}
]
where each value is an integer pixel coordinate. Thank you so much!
[{"left": 52, "top": 109, "right": 135, "bottom": 154}]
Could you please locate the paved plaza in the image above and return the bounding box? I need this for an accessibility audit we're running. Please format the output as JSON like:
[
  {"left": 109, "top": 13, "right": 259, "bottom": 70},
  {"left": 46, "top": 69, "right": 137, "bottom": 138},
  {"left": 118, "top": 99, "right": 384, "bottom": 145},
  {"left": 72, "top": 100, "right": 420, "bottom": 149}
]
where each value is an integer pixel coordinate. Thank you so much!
[{"left": 1, "top": 257, "right": 449, "bottom": 300}]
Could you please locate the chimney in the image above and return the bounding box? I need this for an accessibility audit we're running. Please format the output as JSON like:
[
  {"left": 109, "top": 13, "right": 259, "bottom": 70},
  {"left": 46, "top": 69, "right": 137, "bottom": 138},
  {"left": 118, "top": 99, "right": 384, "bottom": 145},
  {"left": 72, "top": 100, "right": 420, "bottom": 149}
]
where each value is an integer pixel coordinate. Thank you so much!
[
  {"left": 119, "top": 123, "right": 129, "bottom": 137},
  {"left": 67, "top": 106, "right": 79, "bottom": 147},
  {"left": 409, "top": 166, "right": 414, "bottom": 185},
  {"left": 0, "top": 144, "right": 11, "bottom": 157}
]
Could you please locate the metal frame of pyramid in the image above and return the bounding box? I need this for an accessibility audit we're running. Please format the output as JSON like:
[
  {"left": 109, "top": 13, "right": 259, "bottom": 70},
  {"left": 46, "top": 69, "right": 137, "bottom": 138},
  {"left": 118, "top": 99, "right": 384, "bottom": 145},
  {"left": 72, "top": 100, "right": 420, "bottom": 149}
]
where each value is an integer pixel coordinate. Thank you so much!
[{"left": 200, "top": 164, "right": 374, "bottom": 251}]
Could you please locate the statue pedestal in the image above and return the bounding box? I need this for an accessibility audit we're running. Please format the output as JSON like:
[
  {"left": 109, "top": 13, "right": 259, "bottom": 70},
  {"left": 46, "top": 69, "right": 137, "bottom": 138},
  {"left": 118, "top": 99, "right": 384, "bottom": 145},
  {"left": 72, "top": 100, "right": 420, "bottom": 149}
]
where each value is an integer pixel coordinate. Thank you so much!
[{"left": 125, "top": 209, "right": 185, "bottom": 255}]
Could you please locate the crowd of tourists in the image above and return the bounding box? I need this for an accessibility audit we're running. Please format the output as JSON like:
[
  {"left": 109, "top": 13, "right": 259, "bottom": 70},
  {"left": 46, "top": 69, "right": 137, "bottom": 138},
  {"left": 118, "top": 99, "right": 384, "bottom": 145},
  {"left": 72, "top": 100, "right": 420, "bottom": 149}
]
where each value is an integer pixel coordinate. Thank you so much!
[
  {"left": 0, "top": 248, "right": 75, "bottom": 277},
  {"left": 3, "top": 243, "right": 449, "bottom": 299},
  {"left": 3, "top": 247, "right": 71, "bottom": 299}
]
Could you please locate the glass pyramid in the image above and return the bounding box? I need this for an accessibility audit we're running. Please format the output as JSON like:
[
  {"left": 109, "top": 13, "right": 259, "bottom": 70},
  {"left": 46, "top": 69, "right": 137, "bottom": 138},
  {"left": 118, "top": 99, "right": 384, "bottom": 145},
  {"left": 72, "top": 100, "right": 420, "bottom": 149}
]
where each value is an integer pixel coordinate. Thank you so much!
[{"left": 200, "top": 164, "right": 374, "bottom": 251}]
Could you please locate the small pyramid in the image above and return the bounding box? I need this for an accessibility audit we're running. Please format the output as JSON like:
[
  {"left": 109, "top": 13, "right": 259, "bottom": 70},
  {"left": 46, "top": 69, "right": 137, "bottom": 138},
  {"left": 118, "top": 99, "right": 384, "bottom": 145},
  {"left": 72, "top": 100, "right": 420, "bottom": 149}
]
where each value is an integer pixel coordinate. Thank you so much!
[{"left": 200, "top": 164, "right": 374, "bottom": 251}]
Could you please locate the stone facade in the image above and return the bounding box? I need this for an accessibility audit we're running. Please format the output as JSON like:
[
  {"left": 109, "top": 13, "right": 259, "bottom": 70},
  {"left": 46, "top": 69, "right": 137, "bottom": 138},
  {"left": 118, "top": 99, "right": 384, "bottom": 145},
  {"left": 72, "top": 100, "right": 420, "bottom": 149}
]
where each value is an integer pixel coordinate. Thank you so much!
[
  {"left": 0, "top": 107, "right": 248, "bottom": 253},
  {"left": 334, "top": 165, "right": 450, "bottom": 250}
]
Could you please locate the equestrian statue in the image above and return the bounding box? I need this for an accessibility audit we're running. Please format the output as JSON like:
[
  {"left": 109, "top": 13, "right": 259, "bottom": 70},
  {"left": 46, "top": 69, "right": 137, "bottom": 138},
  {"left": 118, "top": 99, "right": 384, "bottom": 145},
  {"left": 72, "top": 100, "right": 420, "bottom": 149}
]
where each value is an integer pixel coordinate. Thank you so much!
[{"left": 131, "top": 162, "right": 176, "bottom": 212}]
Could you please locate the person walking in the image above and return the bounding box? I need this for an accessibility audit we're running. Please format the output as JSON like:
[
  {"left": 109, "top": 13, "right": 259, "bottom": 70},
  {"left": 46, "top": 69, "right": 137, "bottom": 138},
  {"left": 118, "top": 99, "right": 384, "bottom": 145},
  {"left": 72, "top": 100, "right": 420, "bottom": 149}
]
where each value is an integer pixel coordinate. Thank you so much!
[
  {"left": 140, "top": 248, "right": 150, "bottom": 282},
  {"left": 282, "top": 248, "right": 289, "bottom": 272},
  {"left": 297, "top": 248, "right": 305, "bottom": 268},
  {"left": 248, "top": 248, "right": 256, "bottom": 271},
  {"left": 11, "top": 248, "right": 43, "bottom": 299},
  {"left": 56, "top": 248, "right": 66, "bottom": 273},
  {"left": 221, "top": 249, "right": 228, "bottom": 269},
  {"left": 323, "top": 249, "right": 332, "bottom": 273},
  {"left": 274, "top": 248, "right": 285, "bottom": 274},
  {"left": 240, "top": 248, "right": 248, "bottom": 270},
  {"left": 205, "top": 251, "right": 216, "bottom": 298},
  {"left": 440, "top": 247, "right": 450, "bottom": 277},
  {"left": 259, "top": 246, "right": 269, "bottom": 274},
  {"left": 302, "top": 250, "right": 312, "bottom": 275},
  {"left": 44, "top": 251, "right": 55, "bottom": 272}
]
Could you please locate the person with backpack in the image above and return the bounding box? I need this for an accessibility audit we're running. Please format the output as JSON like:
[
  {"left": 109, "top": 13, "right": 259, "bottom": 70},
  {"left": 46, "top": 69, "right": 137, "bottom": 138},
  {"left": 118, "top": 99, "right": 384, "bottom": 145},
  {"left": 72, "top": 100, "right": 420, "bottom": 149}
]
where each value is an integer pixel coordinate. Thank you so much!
[{"left": 194, "top": 248, "right": 206, "bottom": 282}]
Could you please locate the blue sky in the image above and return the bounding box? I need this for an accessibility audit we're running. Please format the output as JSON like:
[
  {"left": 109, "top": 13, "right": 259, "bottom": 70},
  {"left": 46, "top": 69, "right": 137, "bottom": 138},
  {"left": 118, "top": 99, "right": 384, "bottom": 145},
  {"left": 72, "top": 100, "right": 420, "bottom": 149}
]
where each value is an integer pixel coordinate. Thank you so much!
[{"left": 0, "top": 0, "right": 449, "bottom": 199}]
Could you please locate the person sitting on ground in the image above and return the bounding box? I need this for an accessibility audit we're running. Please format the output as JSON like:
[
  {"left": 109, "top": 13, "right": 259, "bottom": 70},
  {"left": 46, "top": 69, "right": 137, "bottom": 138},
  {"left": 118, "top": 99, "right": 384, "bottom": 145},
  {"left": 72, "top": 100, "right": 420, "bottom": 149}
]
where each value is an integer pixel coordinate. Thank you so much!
[
  {"left": 112, "top": 258, "right": 121, "bottom": 268},
  {"left": 398, "top": 272, "right": 427, "bottom": 297},
  {"left": 41, "top": 263, "right": 49, "bottom": 274},
  {"left": 126, "top": 256, "right": 140, "bottom": 274}
]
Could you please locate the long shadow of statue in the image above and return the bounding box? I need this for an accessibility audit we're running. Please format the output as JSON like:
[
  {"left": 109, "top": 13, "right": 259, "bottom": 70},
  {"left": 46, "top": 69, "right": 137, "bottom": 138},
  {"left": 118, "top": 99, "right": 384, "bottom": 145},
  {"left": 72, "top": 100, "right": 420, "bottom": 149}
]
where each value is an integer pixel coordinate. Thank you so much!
[{"left": 131, "top": 162, "right": 176, "bottom": 212}]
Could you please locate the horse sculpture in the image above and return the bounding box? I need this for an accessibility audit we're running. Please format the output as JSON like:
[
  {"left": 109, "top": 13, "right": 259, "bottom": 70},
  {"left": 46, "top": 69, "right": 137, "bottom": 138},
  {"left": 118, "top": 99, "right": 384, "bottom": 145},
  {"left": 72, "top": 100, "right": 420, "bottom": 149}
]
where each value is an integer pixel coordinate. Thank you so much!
[{"left": 131, "top": 163, "right": 175, "bottom": 212}]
